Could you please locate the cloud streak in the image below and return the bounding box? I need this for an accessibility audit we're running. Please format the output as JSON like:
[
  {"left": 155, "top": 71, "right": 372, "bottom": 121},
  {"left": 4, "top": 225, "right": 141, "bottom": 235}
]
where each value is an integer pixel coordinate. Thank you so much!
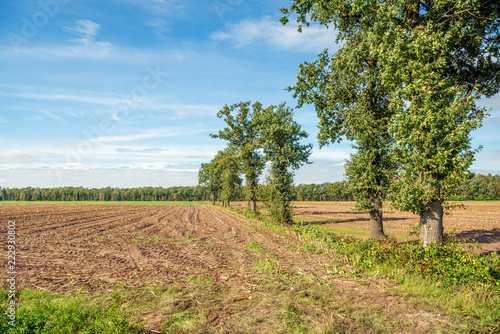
[
  {"left": 95, "top": 127, "right": 210, "bottom": 143},
  {"left": 0, "top": 91, "right": 115, "bottom": 105},
  {"left": 211, "top": 16, "right": 337, "bottom": 52}
]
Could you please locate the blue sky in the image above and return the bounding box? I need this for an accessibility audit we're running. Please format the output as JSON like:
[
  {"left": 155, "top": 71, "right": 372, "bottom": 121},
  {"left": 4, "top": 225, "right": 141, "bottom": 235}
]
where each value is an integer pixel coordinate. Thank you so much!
[{"left": 1, "top": 0, "right": 499, "bottom": 188}]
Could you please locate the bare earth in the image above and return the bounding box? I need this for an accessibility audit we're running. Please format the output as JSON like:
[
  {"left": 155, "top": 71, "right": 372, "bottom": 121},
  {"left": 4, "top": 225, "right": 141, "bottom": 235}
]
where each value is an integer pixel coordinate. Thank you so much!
[
  {"left": 1, "top": 202, "right": 498, "bottom": 332},
  {"left": 232, "top": 201, "right": 500, "bottom": 255}
]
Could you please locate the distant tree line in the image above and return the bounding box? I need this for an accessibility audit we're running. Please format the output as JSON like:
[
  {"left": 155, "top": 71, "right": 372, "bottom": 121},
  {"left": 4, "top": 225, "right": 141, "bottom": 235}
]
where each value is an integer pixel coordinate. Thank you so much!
[
  {"left": 1, "top": 173, "right": 498, "bottom": 203},
  {"left": 0, "top": 186, "right": 211, "bottom": 202},
  {"left": 451, "top": 174, "right": 500, "bottom": 201}
]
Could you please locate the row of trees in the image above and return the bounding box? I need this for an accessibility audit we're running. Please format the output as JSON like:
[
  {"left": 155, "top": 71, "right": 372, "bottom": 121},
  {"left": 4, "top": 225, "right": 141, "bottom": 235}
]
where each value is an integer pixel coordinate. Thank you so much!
[
  {"left": 280, "top": 0, "right": 500, "bottom": 246},
  {"left": 0, "top": 186, "right": 210, "bottom": 202},
  {"left": 199, "top": 101, "right": 312, "bottom": 223},
  {"left": 1, "top": 173, "right": 498, "bottom": 202},
  {"left": 453, "top": 174, "right": 500, "bottom": 201}
]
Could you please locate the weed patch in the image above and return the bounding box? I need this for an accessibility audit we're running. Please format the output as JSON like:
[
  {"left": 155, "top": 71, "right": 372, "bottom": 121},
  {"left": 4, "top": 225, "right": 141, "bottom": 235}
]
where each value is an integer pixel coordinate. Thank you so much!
[
  {"left": 0, "top": 289, "right": 143, "bottom": 334},
  {"left": 246, "top": 241, "right": 265, "bottom": 252}
]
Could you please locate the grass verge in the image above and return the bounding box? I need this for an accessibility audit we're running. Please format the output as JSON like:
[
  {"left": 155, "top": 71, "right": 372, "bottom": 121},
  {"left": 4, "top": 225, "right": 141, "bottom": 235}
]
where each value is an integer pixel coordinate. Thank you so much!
[
  {"left": 0, "top": 289, "right": 143, "bottom": 333},
  {"left": 229, "top": 206, "right": 500, "bottom": 333}
]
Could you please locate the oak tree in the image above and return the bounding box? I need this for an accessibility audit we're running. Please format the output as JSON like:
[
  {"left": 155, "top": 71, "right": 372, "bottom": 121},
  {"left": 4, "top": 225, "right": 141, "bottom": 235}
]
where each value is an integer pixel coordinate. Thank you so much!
[
  {"left": 285, "top": 28, "right": 394, "bottom": 239},
  {"left": 281, "top": 0, "right": 500, "bottom": 246},
  {"left": 211, "top": 102, "right": 265, "bottom": 212},
  {"left": 259, "top": 103, "right": 312, "bottom": 223}
]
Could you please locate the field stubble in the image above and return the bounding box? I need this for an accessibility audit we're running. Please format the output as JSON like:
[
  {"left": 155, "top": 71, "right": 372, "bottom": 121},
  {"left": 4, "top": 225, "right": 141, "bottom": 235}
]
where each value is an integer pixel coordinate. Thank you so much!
[
  {"left": 231, "top": 201, "right": 500, "bottom": 255},
  {"left": 1, "top": 202, "right": 496, "bottom": 332}
]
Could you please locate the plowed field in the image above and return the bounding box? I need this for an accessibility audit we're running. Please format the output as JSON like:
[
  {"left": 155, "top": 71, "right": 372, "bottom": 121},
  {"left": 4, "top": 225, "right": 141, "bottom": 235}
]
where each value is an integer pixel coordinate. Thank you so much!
[
  {"left": 1, "top": 203, "right": 495, "bottom": 332},
  {"left": 232, "top": 201, "right": 500, "bottom": 254}
]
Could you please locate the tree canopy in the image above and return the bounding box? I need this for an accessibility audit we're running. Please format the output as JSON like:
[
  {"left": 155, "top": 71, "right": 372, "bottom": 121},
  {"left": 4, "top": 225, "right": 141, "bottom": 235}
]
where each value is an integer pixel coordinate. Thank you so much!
[
  {"left": 286, "top": 15, "right": 394, "bottom": 238},
  {"left": 260, "top": 103, "right": 313, "bottom": 223},
  {"left": 281, "top": 0, "right": 500, "bottom": 246},
  {"left": 211, "top": 101, "right": 265, "bottom": 212}
]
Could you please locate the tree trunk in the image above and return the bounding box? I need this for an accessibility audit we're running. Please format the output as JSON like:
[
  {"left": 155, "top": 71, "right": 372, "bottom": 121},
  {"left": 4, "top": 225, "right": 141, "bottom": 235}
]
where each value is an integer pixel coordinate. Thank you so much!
[
  {"left": 250, "top": 199, "right": 256, "bottom": 213},
  {"left": 212, "top": 197, "right": 215, "bottom": 205},
  {"left": 420, "top": 199, "right": 443, "bottom": 247},
  {"left": 369, "top": 196, "right": 385, "bottom": 239}
]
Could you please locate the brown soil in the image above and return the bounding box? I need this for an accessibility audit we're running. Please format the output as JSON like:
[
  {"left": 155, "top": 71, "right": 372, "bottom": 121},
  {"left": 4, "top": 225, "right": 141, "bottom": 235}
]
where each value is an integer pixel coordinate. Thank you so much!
[
  {"left": 232, "top": 201, "right": 500, "bottom": 254},
  {"left": 0, "top": 203, "right": 486, "bottom": 332}
]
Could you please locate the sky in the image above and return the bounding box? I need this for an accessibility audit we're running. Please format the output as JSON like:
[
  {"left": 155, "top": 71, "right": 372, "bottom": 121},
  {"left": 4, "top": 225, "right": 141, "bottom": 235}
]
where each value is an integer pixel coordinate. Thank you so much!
[{"left": 0, "top": 0, "right": 499, "bottom": 188}]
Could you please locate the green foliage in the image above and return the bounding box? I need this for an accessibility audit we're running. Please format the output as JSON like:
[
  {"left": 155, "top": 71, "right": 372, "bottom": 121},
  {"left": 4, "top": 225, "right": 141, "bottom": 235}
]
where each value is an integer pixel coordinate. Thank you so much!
[
  {"left": 259, "top": 103, "right": 312, "bottom": 223},
  {"left": 452, "top": 173, "right": 500, "bottom": 201},
  {"left": 372, "top": 1, "right": 499, "bottom": 216},
  {"left": 161, "top": 311, "right": 200, "bottom": 334},
  {"left": 211, "top": 101, "right": 265, "bottom": 208},
  {"left": 200, "top": 147, "right": 242, "bottom": 206},
  {"left": 0, "top": 289, "right": 143, "bottom": 333},
  {"left": 282, "top": 0, "right": 500, "bottom": 245},
  {"left": 253, "top": 259, "right": 288, "bottom": 276},
  {"left": 0, "top": 186, "right": 209, "bottom": 202},
  {"left": 283, "top": 0, "right": 395, "bottom": 239},
  {"left": 293, "top": 223, "right": 500, "bottom": 290},
  {"left": 198, "top": 161, "right": 221, "bottom": 202},
  {"left": 294, "top": 181, "right": 353, "bottom": 201},
  {"left": 246, "top": 242, "right": 265, "bottom": 252}
]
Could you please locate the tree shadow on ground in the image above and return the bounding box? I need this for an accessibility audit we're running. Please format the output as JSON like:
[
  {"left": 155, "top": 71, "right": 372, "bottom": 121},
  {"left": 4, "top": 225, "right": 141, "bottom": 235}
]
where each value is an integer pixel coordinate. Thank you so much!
[
  {"left": 294, "top": 210, "right": 367, "bottom": 215},
  {"left": 306, "top": 216, "right": 412, "bottom": 225},
  {"left": 453, "top": 229, "right": 500, "bottom": 255},
  {"left": 454, "top": 229, "right": 500, "bottom": 245}
]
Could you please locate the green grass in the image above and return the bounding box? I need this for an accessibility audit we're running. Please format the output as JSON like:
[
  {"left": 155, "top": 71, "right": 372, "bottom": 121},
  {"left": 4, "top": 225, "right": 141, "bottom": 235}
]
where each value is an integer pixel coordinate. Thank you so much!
[
  {"left": 0, "top": 200, "right": 206, "bottom": 205},
  {"left": 245, "top": 241, "right": 265, "bottom": 252},
  {"left": 310, "top": 224, "right": 370, "bottom": 235},
  {"left": 132, "top": 235, "right": 162, "bottom": 243},
  {"left": 0, "top": 289, "right": 143, "bottom": 333},
  {"left": 253, "top": 259, "right": 288, "bottom": 276},
  {"left": 162, "top": 311, "right": 201, "bottom": 334},
  {"left": 225, "top": 206, "right": 500, "bottom": 332}
]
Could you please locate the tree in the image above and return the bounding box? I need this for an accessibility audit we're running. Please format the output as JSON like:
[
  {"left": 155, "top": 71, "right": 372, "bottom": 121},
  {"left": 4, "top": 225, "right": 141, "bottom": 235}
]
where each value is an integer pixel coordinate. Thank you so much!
[
  {"left": 285, "top": 29, "right": 394, "bottom": 239},
  {"left": 214, "top": 148, "right": 242, "bottom": 207},
  {"left": 282, "top": 0, "right": 500, "bottom": 246},
  {"left": 199, "top": 161, "right": 222, "bottom": 205},
  {"left": 211, "top": 101, "right": 265, "bottom": 212},
  {"left": 199, "top": 148, "right": 241, "bottom": 207},
  {"left": 373, "top": 1, "right": 500, "bottom": 246},
  {"left": 259, "top": 103, "right": 312, "bottom": 223}
]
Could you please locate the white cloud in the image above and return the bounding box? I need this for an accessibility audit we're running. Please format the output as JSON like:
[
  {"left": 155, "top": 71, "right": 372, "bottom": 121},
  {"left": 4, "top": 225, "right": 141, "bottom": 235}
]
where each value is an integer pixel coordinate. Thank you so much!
[
  {"left": 146, "top": 18, "right": 170, "bottom": 36},
  {"left": 477, "top": 92, "right": 500, "bottom": 111},
  {"left": 95, "top": 127, "right": 210, "bottom": 143},
  {"left": 0, "top": 91, "right": 115, "bottom": 105},
  {"left": 67, "top": 19, "right": 101, "bottom": 37},
  {"left": 294, "top": 159, "right": 346, "bottom": 184},
  {"left": 0, "top": 85, "right": 219, "bottom": 119},
  {"left": 3, "top": 19, "right": 115, "bottom": 60},
  {"left": 211, "top": 16, "right": 337, "bottom": 52},
  {"left": 0, "top": 150, "right": 42, "bottom": 158},
  {"left": 52, "top": 19, "right": 114, "bottom": 59},
  {"left": 113, "top": 0, "right": 182, "bottom": 16},
  {"left": 38, "top": 109, "right": 66, "bottom": 122}
]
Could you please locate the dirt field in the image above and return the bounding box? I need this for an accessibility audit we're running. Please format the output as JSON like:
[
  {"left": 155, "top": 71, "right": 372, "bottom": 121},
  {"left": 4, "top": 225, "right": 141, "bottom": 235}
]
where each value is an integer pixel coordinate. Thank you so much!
[
  {"left": 1, "top": 202, "right": 497, "bottom": 332},
  {"left": 231, "top": 201, "right": 500, "bottom": 255}
]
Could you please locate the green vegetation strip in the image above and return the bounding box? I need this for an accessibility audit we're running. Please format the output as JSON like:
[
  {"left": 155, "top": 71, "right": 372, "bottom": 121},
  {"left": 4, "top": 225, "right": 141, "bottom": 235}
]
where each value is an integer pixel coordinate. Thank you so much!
[
  {"left": 0, "top": 201, "right": 206, "bottom": 205},
  {"left": 232, "top": 207, "right": 500, "bottom": 332},
  {"left": 310, "top": 224, "right": 369, "bottom": 235},
  {"left": 0, "top": 289, "right": 143, "bottom": 333}
]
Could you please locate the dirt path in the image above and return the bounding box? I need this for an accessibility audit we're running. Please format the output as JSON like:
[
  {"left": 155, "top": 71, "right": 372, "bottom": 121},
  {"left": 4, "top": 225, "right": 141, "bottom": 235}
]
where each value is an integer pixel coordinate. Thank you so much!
[{"left": 0, "top": 204, "right": 463, "bottom": 332}]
